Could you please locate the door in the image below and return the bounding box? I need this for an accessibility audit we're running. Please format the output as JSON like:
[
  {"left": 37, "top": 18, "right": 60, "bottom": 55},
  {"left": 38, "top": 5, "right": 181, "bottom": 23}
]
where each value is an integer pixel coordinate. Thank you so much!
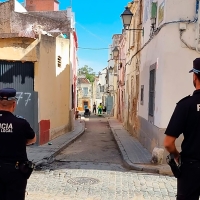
[
  {"left": 0, "top": 61, "right": 37, "bottom": 131},
  {"left": 106, "top": 96, "right": 113, "bottom": 114}
]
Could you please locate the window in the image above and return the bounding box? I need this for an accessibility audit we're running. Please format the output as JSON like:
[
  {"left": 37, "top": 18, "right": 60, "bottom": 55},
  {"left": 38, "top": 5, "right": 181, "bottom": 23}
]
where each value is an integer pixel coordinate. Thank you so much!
[
  {"left": 83, "top": 87, "right": 88, "bottom": 96},
  {"left": 140, "top": 85, "right": 144, "bottom": 105},
  {"left": 100, "top": 86, "right": 104, "bottom": 92},
  {"left": 148, "top": 66, "right": 156, "bottom": 119}
]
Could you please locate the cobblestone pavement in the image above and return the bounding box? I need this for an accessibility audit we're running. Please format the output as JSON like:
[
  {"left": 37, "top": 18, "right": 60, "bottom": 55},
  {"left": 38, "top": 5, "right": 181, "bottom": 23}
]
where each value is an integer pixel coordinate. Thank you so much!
[
  {"left": 26, "top": 116, "right": 177, "bottom": 200},
  {"left": 26, "top": 169, "right": 177, "bottom": 200}
]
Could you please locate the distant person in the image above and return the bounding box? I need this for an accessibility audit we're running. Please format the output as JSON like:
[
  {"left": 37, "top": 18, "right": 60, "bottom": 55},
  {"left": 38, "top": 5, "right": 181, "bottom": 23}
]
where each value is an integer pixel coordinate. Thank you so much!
[
  {"left": 93, "top": 103, "right": 96, "bottom": 114},
  {"left": 103, "top": 105, "right": 107, "bottom": 113},
  {"left": 75, "top": 108, "right": 79, "bottom": 119},
  {"left": 98, "top": 103, "right": 103, "bottom": 115}
]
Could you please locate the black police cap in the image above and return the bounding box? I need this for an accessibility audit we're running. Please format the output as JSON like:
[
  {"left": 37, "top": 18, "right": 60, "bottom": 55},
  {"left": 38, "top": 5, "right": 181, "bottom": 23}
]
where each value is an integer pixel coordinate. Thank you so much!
[
  {"left": 189, "top": 58, "right": 200, "bottom": 74},
  {"left": 0, "top": 88, "right": 17, "bottom": 101}
]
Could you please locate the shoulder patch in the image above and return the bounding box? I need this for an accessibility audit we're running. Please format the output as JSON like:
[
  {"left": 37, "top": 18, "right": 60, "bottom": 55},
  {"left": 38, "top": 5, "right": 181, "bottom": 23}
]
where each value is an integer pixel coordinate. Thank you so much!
[
  {"left": 15, "top": 115, "right": 25, "bottom": 120},
  {"left": 177, "top": 95, "right": 190, "bottom": 104}
]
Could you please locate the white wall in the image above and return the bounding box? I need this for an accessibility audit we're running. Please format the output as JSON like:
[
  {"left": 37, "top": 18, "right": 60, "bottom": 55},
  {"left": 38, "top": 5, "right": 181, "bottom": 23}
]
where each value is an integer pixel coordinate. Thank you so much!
[
  {"left": 14, "top": 0, "right": 27, "bottom": 12},
  {"left": 139, "top": 0, "right": 199, "bottom": 128},
  {"left": 98, "top": 68, "right": 107, "bottom": 86}
]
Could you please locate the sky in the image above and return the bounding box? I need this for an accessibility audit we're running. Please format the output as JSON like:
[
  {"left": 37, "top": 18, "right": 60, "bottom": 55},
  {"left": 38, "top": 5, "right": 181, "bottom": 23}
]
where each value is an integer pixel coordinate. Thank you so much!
[{"left": 58, "top": 0, "right": 129, "bottom": 74}]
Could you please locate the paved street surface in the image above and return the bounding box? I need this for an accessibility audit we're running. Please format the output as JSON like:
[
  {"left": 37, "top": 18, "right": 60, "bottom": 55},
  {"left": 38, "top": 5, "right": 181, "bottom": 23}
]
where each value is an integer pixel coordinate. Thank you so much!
[{"left": 26, "top": 115, "right": 177, "bottom": 200}]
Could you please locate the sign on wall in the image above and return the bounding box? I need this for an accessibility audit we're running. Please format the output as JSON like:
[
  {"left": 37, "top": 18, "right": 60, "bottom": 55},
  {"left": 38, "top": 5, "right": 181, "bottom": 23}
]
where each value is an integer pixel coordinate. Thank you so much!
[{"left": 158, "top": 1, "right": 165, "bottom": 25}]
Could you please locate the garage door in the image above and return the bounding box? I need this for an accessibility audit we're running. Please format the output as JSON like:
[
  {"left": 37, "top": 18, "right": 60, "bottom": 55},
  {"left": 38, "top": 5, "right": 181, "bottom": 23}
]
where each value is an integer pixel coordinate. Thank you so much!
[{"left": 0, "top": 61, "right": 36, "bottom": 130}]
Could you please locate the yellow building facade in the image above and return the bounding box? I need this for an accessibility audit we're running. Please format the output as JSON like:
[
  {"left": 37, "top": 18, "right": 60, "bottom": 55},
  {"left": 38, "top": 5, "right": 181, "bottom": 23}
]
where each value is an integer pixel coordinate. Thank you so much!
[{"left": 0, "top": 34, "right": 72, "bottom": 144}]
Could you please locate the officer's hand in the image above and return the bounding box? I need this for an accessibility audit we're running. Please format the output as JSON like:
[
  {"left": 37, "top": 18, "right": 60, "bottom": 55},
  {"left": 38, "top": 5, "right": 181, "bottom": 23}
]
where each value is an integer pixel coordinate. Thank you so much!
[{"left": 174, "top": 154, "right": 180, "bottom": 165}]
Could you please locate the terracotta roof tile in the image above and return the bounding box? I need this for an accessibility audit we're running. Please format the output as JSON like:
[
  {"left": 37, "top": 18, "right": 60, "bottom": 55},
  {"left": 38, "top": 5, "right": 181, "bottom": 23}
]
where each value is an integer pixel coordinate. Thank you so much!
[{"left": 78, "top": 78, "right": 90, "bottom": 84}]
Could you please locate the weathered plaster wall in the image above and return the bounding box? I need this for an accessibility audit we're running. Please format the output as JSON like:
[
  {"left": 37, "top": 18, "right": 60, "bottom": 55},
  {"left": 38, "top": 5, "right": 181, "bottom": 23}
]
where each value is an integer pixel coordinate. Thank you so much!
[
  {"left": 10, "top": 11, "right": 65, "bottom": 35},
  {"left": 0, "top": 37, "right": 38, "bottom": 61},
  {"left": 0, "top": 0, "right": 13, "bottom": 33}
]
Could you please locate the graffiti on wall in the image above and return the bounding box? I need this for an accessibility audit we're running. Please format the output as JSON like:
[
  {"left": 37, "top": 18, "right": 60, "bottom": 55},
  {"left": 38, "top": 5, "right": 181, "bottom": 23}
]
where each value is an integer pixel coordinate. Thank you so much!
[{"left": 16, "top": 92, "right": 31, "bottom": 106}]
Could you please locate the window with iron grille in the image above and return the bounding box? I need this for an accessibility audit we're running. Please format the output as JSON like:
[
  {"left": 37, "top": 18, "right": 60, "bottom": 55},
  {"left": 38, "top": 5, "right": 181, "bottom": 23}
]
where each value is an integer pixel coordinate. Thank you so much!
[{"left": 148, "top": 68, "right": 156, "bottom": 116}]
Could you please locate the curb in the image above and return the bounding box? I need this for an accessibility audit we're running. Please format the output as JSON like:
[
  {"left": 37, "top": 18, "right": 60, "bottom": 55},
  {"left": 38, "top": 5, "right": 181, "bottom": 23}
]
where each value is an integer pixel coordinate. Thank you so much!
[
  {"left": 107, "top": 120, "right": 159, "bottom": 174},
  {"left": 35, "top": 120, "right": 85, "bottom": 167}
]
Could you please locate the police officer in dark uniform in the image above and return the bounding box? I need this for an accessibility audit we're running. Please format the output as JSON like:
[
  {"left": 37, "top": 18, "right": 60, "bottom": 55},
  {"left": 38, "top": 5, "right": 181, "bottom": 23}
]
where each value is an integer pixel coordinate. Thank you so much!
[
  {"left": 0, "top": 88, "right": 36, "bottom": 200},
  {"left": 164, "top": 58, "right": 200, "bottom": 200}
]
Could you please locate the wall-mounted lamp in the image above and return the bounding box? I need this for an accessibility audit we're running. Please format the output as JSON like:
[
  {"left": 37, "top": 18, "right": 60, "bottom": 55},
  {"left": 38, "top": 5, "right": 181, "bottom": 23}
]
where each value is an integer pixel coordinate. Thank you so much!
[
  {"left": 121, "top": 7, "right": 133, "bottom": 28},
  {"left": 109, "top": 66, "right": 113, "bottom": 74},
  {"left": 112, "top": 46, "right": 119, "bottom": 59},
  {"left": 121, "top": 7, "right": 144, "bottom": 35}
]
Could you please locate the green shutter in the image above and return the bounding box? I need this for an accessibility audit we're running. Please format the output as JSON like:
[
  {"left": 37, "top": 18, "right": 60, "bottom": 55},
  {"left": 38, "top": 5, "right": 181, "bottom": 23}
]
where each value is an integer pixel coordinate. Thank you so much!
[{"left": 151, "top": 2, "right": 157, "bottom": 18}]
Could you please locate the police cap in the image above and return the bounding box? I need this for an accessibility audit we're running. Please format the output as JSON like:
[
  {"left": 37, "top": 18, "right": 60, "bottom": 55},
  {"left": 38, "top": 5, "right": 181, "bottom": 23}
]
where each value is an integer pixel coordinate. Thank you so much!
[
  {"left": 189, "top": 58, "right": 200, "bottom": 74},
  {"left": 0, "top": 88, "right": 17, "bottom": 101}
]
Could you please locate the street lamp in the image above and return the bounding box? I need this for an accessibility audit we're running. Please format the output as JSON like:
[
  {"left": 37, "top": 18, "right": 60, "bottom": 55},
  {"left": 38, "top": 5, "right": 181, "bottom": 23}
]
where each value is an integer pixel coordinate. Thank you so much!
[
  {"left": 107, "top": 85, "right": 114, "bottom": 94},
  {"left": 112, "top": 46, "right": 119, "bottom": 58},
  {"left": 120, "top": 7, "right": 144, "bottom": 33},
  {"left": 109, "top": 66, "right": 113, "bottom": 74},
  {"left": 120, "top": 7, "right": 133, "bottom": 28}
]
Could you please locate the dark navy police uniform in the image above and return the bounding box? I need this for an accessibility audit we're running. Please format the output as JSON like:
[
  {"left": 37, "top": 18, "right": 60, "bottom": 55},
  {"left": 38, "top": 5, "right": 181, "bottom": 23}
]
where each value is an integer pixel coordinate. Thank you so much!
[
  {"left": 0, "top": 88, "right": 35, "bottom": 200},
  {"left": 165, "top": 58, "right": 200, "bottom": 200}
]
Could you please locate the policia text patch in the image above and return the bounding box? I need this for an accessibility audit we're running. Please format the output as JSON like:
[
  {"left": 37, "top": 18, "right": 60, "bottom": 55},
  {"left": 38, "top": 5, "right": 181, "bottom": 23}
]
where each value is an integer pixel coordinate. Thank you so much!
[{"left": 0, "top": 123, "right": 13, "bottom": 132}]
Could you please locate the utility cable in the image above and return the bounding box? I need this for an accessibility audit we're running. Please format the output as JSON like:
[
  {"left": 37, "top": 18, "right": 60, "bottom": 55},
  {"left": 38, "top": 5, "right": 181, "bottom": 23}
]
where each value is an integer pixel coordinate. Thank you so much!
[
  {"left": 125, "top": 18, "right": 198, "bottom": 67},
  {"left": 78, "top": 47, "right": 109, "bottom": 50},
  {"left": 180, "top": 30, "right": 196, "bottom": 51}
]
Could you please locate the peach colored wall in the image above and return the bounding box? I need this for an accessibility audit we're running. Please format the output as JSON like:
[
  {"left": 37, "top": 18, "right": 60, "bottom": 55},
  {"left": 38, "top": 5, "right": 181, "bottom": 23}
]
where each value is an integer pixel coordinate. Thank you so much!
[{"left": 34, "top": 35, "right": 70, "bottom": 140}]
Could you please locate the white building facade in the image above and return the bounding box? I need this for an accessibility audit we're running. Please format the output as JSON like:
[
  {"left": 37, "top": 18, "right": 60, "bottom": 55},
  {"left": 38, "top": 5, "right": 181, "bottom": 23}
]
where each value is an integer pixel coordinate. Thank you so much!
[{"left": 139, "top": 0, "right": 200, "bottom": 158}]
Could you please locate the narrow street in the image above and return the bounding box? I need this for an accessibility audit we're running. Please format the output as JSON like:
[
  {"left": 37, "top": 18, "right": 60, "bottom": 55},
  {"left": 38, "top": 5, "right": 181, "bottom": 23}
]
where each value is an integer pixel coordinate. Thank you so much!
[
  {"left": 53, "top": 115, "right": 125, "bottom": 171},
  {"left": 26, "top": 116, "right": 177, "bottom": 200}
]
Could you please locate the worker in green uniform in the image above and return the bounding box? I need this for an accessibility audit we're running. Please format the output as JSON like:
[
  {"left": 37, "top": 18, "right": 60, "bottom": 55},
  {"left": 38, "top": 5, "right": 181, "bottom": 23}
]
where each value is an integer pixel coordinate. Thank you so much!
[{"left": 97, "top": 103, "right": 103, "bottom": 115}]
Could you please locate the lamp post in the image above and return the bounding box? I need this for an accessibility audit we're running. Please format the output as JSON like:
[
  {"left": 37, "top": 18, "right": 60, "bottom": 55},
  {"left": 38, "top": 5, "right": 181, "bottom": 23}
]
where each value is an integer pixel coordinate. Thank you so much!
[
  {"left": 121, "top": 7, "right": 144, "bottom": 33},
  {"left": 112, "top": 46, "right": 119, "bottom": 59},
  {"left": 107, "top": 85, "right": 114, "bottom": 93},
  {"left": 121, "top": 7, "right": 133, "bottom": 28},
  {"left": 109, "top": 66, "right": 114, "bottom": 74}
]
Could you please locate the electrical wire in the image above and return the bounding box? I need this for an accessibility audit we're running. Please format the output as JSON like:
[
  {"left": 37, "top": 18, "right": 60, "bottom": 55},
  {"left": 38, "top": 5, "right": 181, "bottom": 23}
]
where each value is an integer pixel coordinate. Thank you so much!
[
  {"left": 78, "top": 47, "right": 109, "bottom": 50},
  {"left": 125, "top": 18, "right": 198, "bottom": 67},
  {"left": 180, "top": 30, "right": 196, "bottom": 51}
]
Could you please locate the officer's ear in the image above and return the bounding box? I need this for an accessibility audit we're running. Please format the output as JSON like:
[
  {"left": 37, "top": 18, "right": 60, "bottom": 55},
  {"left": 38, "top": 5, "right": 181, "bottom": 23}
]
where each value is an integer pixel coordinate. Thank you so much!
[
  {"left": 194, "top": 73, "right": 197, "bottom": 81},
  {"left": 12, "top": 100, "right": 17, "bottom": 110}
]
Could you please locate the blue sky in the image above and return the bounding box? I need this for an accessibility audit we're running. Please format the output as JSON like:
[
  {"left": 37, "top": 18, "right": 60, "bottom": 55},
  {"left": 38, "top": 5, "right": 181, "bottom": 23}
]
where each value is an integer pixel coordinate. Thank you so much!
[{"left": 59, "top": 0, "right": 129, "bottom": 74}]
